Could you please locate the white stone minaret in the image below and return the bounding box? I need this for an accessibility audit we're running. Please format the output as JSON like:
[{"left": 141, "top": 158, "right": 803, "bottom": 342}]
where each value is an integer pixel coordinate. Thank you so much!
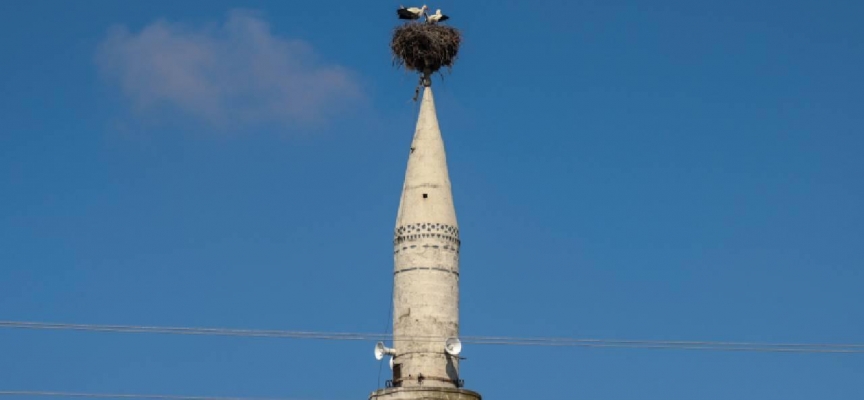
[{"left": 370, "top": 87, "right": 481, "bottom": 400}]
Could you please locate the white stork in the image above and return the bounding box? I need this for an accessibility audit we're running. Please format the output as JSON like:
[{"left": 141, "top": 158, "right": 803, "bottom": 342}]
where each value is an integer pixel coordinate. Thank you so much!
[
  {"left": 397, "top": 5, "right": 428, "bottom": 20},
  {"left": 427, "top": 9, "right": 450, "bottom": 24}
]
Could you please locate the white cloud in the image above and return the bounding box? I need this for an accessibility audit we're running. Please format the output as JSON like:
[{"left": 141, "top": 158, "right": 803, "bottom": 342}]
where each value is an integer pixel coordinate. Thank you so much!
[{"left": 97, "top": 10, "right": 363, "bottom": 129}]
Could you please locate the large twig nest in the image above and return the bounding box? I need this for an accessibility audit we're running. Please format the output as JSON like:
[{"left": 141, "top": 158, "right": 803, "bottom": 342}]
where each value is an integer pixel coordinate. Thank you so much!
[{"left": 391, "top": 22, "right": 462, "bottom": 74}]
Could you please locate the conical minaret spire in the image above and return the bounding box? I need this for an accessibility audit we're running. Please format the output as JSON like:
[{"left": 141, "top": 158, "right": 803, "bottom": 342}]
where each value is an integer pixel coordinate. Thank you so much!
[
  {"left": 395, "top": 87, "right": 457, "bottom": 230},
  {"left": 370, "top": 87, "right": 480, "bottom": 400}
]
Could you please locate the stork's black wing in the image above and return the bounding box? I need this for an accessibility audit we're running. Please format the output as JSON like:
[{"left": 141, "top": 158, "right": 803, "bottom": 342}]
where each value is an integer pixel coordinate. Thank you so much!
[{"left": 397, "top": 8, "right": 418, "bottom": 19}]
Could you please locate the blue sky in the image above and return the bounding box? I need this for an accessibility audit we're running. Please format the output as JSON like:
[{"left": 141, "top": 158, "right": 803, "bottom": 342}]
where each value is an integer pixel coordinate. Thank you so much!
[{"left": 1, "top": 0, "right": 862, "bottom": 399}]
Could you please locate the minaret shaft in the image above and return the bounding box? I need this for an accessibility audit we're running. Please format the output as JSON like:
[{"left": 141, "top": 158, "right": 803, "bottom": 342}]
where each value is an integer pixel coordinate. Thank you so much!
[
  {"left": 371, "top": 87, "right": 480, "bottom": 400},
  {"left": 392, "top": 87, "right": 460, "bottom": 388}
]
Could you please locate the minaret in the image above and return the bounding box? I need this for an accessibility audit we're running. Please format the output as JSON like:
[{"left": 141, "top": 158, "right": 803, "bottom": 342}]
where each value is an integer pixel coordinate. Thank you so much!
[{"left": 370, "top": 87, "right": 481, "bottom": 400}]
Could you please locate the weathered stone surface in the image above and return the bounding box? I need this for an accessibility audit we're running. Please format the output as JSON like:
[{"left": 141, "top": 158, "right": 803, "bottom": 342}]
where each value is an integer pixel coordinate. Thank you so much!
[
  {"left": 391, "top": 87, "right": 462, "bottom": 389},
  {"left": 375, "top": 87, "right": 482, "bottom": 400}
]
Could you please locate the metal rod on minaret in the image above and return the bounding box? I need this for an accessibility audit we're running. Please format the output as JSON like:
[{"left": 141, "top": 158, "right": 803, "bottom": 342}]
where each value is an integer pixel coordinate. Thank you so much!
[{"left": 422, "top": 68, "right": 432, "bottom": 87}]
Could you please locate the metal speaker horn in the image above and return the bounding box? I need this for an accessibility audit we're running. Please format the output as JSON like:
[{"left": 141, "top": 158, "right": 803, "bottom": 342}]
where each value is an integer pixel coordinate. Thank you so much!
[
  {"left": 389, "top": 356, "right": 394, "bottom": 370},
  {"left": 444, "top": 337, "right": 462, "bottom": 356},
  {"left": 374, "top": 342, "right": 396, "bottom": 360}
]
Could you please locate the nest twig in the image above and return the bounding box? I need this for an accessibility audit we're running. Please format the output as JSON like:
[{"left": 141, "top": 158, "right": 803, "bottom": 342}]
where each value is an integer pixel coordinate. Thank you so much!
[{"left": 391, "top": 22, "right": 462, "bottom": 75}]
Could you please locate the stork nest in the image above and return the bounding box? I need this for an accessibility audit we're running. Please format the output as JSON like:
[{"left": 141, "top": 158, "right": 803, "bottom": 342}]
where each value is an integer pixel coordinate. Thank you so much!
[{"left": 391, "top": 22, "right": 462, "bottom": 74}]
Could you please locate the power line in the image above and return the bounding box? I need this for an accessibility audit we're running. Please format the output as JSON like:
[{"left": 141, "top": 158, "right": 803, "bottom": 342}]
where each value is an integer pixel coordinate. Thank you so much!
[
  {"left": 1, "top": 320, "right": 862, "bottom": 354},
  {"left": 0, "top": 391, "right": 324, "bottom": 400}
]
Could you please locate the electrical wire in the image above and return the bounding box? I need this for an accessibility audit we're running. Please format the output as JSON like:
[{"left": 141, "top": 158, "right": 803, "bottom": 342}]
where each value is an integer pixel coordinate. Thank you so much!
[
  {"left": 1, "top": 320, "right": 861, "bottom": 354},
  {"left": 0, "top": 391, "right": 324, "bottom": 400}
]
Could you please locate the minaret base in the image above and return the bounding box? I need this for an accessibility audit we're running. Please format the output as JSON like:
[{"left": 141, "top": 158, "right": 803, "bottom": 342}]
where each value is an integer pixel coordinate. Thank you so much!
[{"left": 370, "top": 387, "right": 482, "bottom": 400}]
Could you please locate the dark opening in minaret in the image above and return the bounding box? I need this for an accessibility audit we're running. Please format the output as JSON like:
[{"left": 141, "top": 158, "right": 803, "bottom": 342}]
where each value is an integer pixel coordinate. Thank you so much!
[
  {"left": 423, "top": 193, "right": 428, "bottom": 199},
  {"left": 393, "top": 363, "right": 402, "bottom": 383}
]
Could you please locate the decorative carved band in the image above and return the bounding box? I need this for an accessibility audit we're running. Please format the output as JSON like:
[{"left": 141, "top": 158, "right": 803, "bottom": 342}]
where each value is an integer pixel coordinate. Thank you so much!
[
  {"left": 395, "top": 223, "right": 459, "bottom": 238},
  {"left": 394, "top": 233, "right": 460, "bottom": 247}
]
